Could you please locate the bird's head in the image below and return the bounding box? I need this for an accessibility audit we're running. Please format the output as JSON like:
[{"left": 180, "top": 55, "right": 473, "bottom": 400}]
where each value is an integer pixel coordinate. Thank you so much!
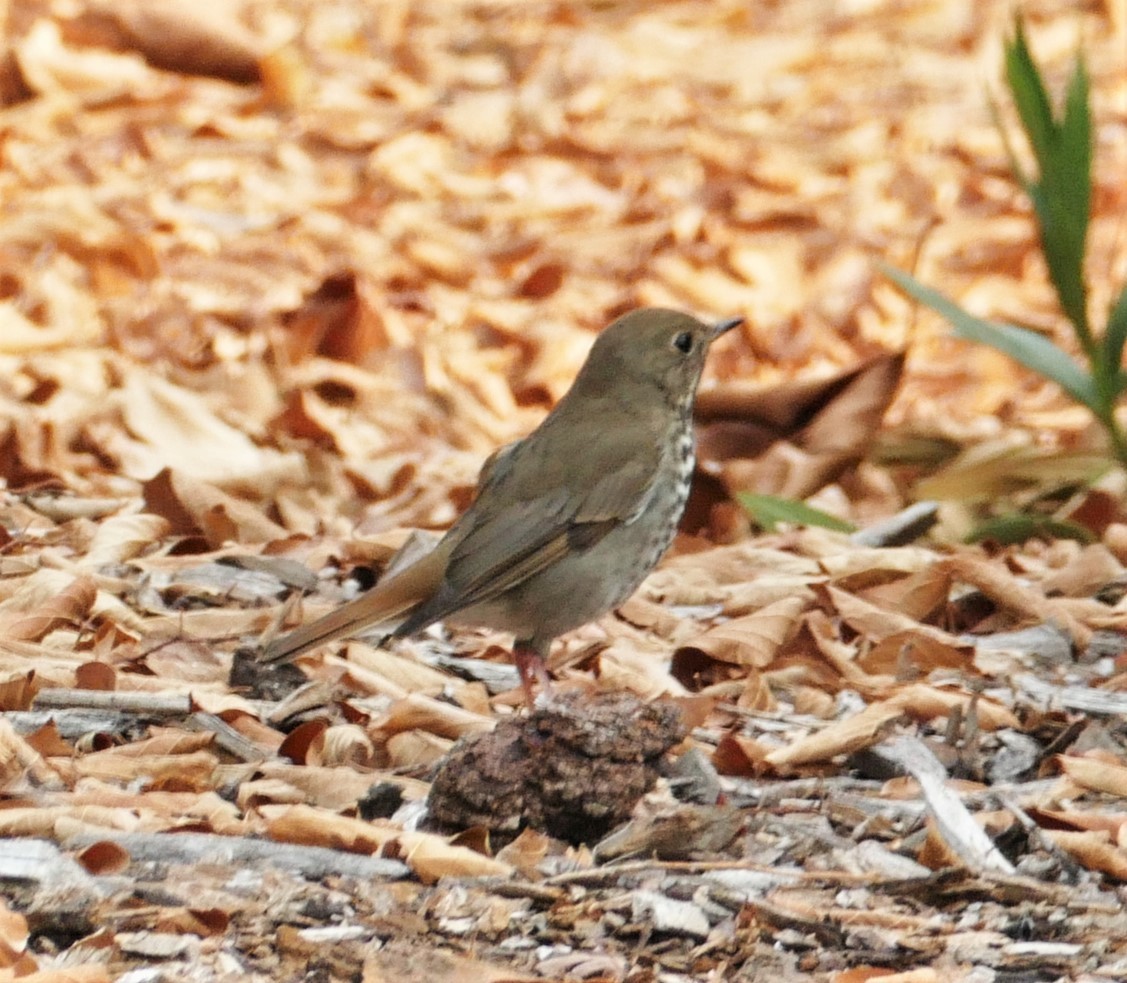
[{"left": 571, "top": 307, "right": 743, "bottom": 412}]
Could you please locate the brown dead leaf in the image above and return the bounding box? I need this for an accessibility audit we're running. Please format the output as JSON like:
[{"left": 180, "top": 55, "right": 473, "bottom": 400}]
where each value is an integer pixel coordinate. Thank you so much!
[
  {"left": 74, "top": 840, "right": 130, "bottom": 875},
  {"left": 673, "top": 596, "right": 808, "bottom": 671},
  {"left": 494, "top": 828, "right": 551, "bottom": 880},
  {"left": 74, "top": 661, "right": 115, "bottom": 691},
  {"left": 374, "top": 693, "right": 495, "bottom": 740},
  {"left": 1045, "top": 829, "right": 1127, "bottom": 881},
  {"left": 825, "top": 584, "right": 962, "bottom": 648},
  {"left": 858, "top": 563, "right": 953, "bottom": 623},
  {"left": 765, "top": 700, "right": 905, "bottom": 769},
  {"left": 385, "top": 729, "right": 454, "bottom": 769},
  {"left": 142, "top": 468, "right": 288, "bottom": 547},
  {"left": 1030, "top": 807, "right": 1127, "bottom": 840},
  {"left": 1040, "top": 543, "right": 1123, "bottom": 597},
  {"left": 0, "top": 574, "right": 97, "bottom": 643},
  {"left": 1055, "top": 754, "right": 1127, "bottom": 797},
  {"left": 887, "top": 684, "right": 1019, "bottom": 730},
  {"left": 712, "top": 733, "right": 772, "bottom": 777},
  {"left": 0, "top": 897, "right": 31, "bottom": 970},
  {"left": 154, "top": 907, "right": 230, "bottom": 937},
  {"left": 80, "top": 0, "right": 263, "bottom": 84},
  {"left": 0, "top": 671, "right": 37, "bottom": 712},
  {"left": 263, "top": 803, "right": 512, "bottom": 883},
  {"left": 279, "top": 270, "right": 390, "bottom": 364},
  {"left": 693, "top": 352, "right": 904, "bottom": 504},
  {"left": 278, "top": 720, "right": 328, "bottom": 766},
  {"left": 115, "top": 370, "right": 303, "bottom": 493},
  {"left": 79, "top": 513, "right": 169, "bottom": 568},
  {"left": 859, "top": 631, "right": 976, "bottom": 678},
  {"left": 946, "top": 553, "right": 1092, "bottom": 648},
  {"left": 48, "top": 748, "right": 218, "bottom": 790}
]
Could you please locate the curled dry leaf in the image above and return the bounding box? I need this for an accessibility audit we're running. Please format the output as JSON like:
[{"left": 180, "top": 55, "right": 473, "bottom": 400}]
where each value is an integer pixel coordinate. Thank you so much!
[
  {"left": 672, "top": 595, "right": 808, "bottom": 677},
  {"left": 14, "top": 18, "right": 155, "bottom": 100},
  {"left": 0, "top": 573, "right": 97, "bottom": 643},
  {"left": 1055, "top": 754, "right": 1127, "bottom": 797},
  {"left": 279, "top": 270, "right": 388, "bottom": 364},
  {"left": 0, "top": 670, "right": 37, "bottom": 712},
  {"left": 385, "top": 729, "right": 455, "bottom": 769},
  {"left": 75, "top": 839, "right": 130, "bottom": 875},
  {"left": 0, "top": 898, "right": 30, "bottom": 967},
  {"left": 80, "top": 513, "right": 170, "bottom": 568},
  {"left": 48, "top": 748, "right": 219, "bottom": 791},
  {"left": 693, "top": 352, "right": 905, "bottom": 504},
  {"left": 0, "top": 804, "right": 140, "bottom": 839},
  {"left": 857, "top": 563, "right": 954, "bottom": 623},
  {"left": 252, "top": 761, "right": 427, "bottom": 811},
  {"left": 342, "top": 646, "right": 457, "bottom": 696},
  {"left": 309, "top": 724, "right": 375, "bottom": 768},
  {"left": 493, "top": 827, "right": 551, "bottom": 879},
  {"left": 263, "top": 803, "right": 512, "bottom": 884},
  {"left": 764, "top": 700, "right": 906, "bottom": 769},
  {"left": 82, "top": 0, "right": 263, "bottom": 84},
  {"left": 154, "top": 907, "right": 230, "bottom": 938},
  {"left": 595, "top": 640, "right": 688, "bottom": 699},
  {"left": 1046, "top": 830, "right": 1127, "bottom": 881},
  {"left": 825, "top": 583, "right": 963, "bottom": 649},
  {"left": 142, "top": 468, "right": 289, "bottom": 547},
  {"left": 117, "top": 371, "right": 304, "bottom": 494},
  {"left": 0, "top": 718, "right": 64, "bottom": 789},
  {"left": 278, "top": 719, "right": 327, "bottom": 766},
  {"left": 712, "top": 732, "right": 772, "bottom": 777},
  {"left": 858, "top": 631, "right": 975, "bottom": 677},
  {"left": 374, "top": 692, "right": 495, "bottom": 741}
]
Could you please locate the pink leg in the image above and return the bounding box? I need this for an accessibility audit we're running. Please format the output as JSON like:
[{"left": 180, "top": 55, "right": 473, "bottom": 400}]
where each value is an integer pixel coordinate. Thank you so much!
[{"left": 513, "top": 640, "right": 553, "bottom": 704}]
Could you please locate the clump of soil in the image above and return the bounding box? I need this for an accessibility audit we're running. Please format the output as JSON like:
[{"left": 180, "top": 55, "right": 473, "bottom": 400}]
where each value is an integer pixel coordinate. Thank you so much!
[{"left": 427, "top": 690, "right": 686, "bottom": 844}]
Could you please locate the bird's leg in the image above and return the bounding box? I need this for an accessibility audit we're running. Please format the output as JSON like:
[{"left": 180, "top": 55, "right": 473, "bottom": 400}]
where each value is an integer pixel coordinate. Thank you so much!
[{"left": 513, "top": 639, "right": 553, "bottom": 704}]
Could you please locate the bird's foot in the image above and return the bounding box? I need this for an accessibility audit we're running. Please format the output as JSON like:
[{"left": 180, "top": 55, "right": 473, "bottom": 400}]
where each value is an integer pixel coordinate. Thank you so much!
[{"left": 513, "top": 644, "right": 553, "bottom": 705}]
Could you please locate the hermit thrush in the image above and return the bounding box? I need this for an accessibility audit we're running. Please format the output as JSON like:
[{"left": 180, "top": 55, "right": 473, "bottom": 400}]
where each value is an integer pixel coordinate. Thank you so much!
[{"left": 260, "top": 308, "right": 743, "bottom": 700}]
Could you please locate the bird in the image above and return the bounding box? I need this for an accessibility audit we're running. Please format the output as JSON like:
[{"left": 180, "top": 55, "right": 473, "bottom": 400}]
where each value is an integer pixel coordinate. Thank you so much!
[{"left": 260, "top": 307, "right": 743, "bottom": 701}]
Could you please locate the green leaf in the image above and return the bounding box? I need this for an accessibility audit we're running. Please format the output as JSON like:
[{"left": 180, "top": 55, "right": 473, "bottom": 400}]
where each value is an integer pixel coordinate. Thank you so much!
[
  {"left": 881, "top": 265, "right": 1098, "bottom": 408},
  {"left": 1004, "top": 18, "right": 1054, "bottom": 165},
  {"left": 966, "top": 513, "right": 1095, "bottom": 546},
  {"left": 987, "top": 88, "right": 1033, "bottom": 193},
  {"left": 1003, "top": 18, "right": 1092, "bottom": 340},
  {"left": 737, "top": 493, "right": 856, "bottom": 533},
  {"left": 1057, "top": 54, "right": 1092, "bottom": 248},
  {"left": 1103, "top": 286, "right": 1127, "bottom": 386}
]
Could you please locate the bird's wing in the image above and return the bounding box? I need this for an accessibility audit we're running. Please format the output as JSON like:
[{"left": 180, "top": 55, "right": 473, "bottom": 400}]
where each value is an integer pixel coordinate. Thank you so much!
[{"left": 393, "top": 437, "right": 661, "bottom": 632}]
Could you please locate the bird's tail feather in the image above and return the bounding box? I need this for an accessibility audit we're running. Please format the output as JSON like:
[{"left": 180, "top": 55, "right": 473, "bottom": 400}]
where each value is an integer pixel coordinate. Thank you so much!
[{"left": 259, "top": 548, "right": 444, "bottom": 664}]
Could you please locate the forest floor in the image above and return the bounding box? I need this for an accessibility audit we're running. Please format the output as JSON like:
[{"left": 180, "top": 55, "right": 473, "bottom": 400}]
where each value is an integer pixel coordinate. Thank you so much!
[{"left": 1, "top": 1, "right": 1127, "bottom": 981}]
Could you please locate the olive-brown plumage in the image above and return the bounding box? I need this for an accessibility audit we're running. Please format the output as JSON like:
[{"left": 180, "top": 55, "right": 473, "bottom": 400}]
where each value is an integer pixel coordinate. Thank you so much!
[{"left": 260, "top": 307, "right": 742, "bottom": 699}]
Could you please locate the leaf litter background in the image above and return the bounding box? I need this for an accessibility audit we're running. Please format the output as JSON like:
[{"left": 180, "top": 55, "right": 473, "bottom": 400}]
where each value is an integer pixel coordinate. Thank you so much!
[{"left": 1, "top": 0, "right": 1127, "bottom": 980}]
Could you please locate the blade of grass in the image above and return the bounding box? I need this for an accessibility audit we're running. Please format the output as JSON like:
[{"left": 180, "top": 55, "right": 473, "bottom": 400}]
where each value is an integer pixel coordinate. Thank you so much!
[
  {"left": 1104, "top": 287, "right": 1127, "bottom": 380},
  {"left": 1004, "top": 21, "right": 1092, "bottom": 345},
  {"left": 737, "top": 493, "right": 856, "bottom": 533},
  {"left": 1004, "top": 19, "right": 1055, "bottom": 165},
  {"left": 967, "top": 513, "right": 1095, "bottom": 545},
  {"left": 882, "top": 264, "right": 1098, "bottom": 408},
  {"left": 1058, "top": 54, "right": 1092, "bottom": 254}
]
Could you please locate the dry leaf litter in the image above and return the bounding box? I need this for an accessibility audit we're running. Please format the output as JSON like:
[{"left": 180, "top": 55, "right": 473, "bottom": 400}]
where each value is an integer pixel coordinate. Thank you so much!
[{"left": 1, "top": 0, "right": 1127, "bottom": 981}]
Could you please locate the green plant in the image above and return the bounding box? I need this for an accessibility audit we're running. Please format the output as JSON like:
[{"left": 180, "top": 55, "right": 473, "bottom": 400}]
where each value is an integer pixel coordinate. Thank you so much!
[
  {"left": 884, "top": 15, "right": 1127, "bottom": 468},
  {"left": 737, "top": 493, "right": 855, "bottom": 533}
]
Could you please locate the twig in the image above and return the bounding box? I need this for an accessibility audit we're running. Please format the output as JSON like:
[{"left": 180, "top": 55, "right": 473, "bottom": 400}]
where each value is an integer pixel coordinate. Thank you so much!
[{"left": 32, "top": 689, "right": 192, "bottom": 715}]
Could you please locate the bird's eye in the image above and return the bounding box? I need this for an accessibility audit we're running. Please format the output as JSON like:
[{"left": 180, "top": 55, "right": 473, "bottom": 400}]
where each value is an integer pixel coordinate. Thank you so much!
[{"left": 672, "top": 331, "right": 693, "bottom": 354}]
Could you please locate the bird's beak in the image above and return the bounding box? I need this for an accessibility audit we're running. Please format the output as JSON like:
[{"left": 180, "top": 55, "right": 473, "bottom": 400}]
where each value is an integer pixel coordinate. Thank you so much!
[{"left": 712, "top": 315, "right": 744, "bottom": 338}]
